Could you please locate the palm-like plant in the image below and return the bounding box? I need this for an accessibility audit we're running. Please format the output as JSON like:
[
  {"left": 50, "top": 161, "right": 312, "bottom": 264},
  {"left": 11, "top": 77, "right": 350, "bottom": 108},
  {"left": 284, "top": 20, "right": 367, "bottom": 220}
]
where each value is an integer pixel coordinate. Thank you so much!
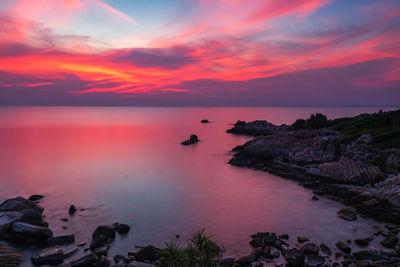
[
  {"left": 157, "top": 240, "right": 184, "bottom": 267},
  {"left": 188, "top": 228, "right": 221, "bottom": 267}
]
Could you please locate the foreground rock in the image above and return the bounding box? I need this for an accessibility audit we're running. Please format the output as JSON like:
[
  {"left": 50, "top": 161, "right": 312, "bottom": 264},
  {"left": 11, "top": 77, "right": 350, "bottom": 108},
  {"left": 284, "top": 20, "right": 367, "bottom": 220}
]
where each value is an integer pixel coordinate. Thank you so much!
[
  {"left": 90, "top": 225, "right": 116, "bottom": 250},
  {"left": 31, "top": 246, "right": 64, "bottom": 265},
  {"left": 181, "top": 134, "right": 199, "bottom": 145},
  {"left": 0, "top": 243, "right": 23, "bottom": 267},
  {"left": 228, "top": 120, "right": 400, "bottom": 224}
]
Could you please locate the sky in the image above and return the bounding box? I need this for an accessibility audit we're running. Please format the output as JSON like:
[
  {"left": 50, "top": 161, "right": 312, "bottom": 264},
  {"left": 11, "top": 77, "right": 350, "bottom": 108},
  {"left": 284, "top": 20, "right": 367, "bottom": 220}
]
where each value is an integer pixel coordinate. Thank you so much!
[{"left": 0, "top": 0, "right": 399, "bottom": 106}]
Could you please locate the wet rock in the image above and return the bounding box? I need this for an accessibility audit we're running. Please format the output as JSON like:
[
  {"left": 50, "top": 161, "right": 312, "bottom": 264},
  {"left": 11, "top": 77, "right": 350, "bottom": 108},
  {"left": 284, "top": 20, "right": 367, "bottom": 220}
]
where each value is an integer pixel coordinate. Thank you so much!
[
  {"left": 181, "top": 135, "right": 199, "bottom": 145},
  {"left": 90, "top": 225, "right": 116, "bottom": 250},
  {"left": 28, "top": 195, "right": 44, "bottom": 201},
  {"left": 250, "top": 232, "right": 277, "bottom": 247},
  {"left": 306, "top": 255, "right": 325, "bottom": 267},
  {"left": 70, "top": 253, "right": 98, "bottom": 267},
  {"left": 69, "top": 205, "right": 77, "bottom": 216},
  {"left": 0, "top": 211, "right": 24, "bottom": 234},
  {"left": 48, "top": 235, "right": 75, "bottom": 246},
  {"left": 97, "top": 255, "right": 112, "bottom": 267},
  {"left": 77, "top": 242, "right": 87, "bottom": 247},
  {"left": 312, "top": 196, "right": 319, "bottom": 201},
  {"left": 297, "top": 236, "right": 309, "bottom": 243},
  {"left": 114, "top": 254, "right": 128, "bottom": 263},
  {"left": 0, "top": 197, "right": 35, "bottom": 212},
  {"left": 94, "top": 245, "right": 109, "bottom": 257},
  {"left": 319, "top": 244, "right": 331, "bottom": 255},
  {"left": 113, "top": 223, "right": 131, "bottom": 234},
  {"left": 31, "top": 246, "right": 64, "bottom": 265},
  {"left": 235, "top": 254, "right": 254, "bottom": 266},
  {"left": 279, "top": 234, "right": 289, "bottom": 240},
  {"left": 201, "top": 119, "right": 210, "bottom": 123},
  {"left": 354, "top": 238, "right": 370, "bottom": 247},
  {"left": 19, "top": 207, "right": 43, "bottom": 222},
  {"left": 0, "top": 243, "right": 24, "bottom": 267},
  {"left": 353, "top": 250, "right": 383, "bottom": 261},
  {"left": 336, "top": 241, "right": 351, "bottom": 254},
  {"left": 12, "top": 222, "right": 53, "bottom": 239},
  {"left": 64, "top": 247, "right": 78, "bottom": 258},
  {"left": 132, "top": 245, "right": 162, "bottom": 263},
  {"left": 380, "top": 235, "right": 398, "bottom": 248},
  {"left": 219, "top": 257, "right": 235, "bottom": 266},
  {"left": 301, "top": 243, "right": 319, "bottom": 255},
  {"left": 337, "top": 208, "right": 357, "bottom": 221},
  {"left": 284, "top": 249, "right": 305, "bottom": 267}
]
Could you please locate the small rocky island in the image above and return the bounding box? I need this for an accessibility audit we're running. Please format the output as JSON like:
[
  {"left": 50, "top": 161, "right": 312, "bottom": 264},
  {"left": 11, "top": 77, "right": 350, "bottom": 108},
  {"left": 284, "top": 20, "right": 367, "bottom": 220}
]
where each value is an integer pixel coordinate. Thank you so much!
[{"left": 228, "top": 110, "right": 400, "bottom": 225}]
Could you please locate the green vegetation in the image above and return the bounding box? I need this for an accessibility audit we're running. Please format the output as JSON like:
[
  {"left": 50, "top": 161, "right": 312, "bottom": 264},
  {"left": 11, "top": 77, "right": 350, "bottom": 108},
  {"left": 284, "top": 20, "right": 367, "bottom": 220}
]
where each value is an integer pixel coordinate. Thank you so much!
[
  {"left": 290, "top": 113, "right": 330, "bottom": 130},
  {"left": 157, "top": 228, "right": 221, "bottom": 267},
  {"left": 289, "top": 109, "right": 400, "bottom": 149}
]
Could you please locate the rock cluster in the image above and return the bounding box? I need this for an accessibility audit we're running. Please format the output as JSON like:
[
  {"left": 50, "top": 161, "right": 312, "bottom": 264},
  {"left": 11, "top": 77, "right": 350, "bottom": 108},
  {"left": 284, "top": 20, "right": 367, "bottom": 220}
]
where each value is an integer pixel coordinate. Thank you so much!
[{"left": 228, "top": 120, "right": 400, "bottom": 224}]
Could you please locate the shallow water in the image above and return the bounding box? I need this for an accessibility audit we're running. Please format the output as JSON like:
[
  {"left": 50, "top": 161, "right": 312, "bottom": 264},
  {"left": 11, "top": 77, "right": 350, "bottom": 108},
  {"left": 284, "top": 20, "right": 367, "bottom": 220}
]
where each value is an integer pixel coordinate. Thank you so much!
[{"left": 0, "top": 106, "right": 395, "bottom": 266}]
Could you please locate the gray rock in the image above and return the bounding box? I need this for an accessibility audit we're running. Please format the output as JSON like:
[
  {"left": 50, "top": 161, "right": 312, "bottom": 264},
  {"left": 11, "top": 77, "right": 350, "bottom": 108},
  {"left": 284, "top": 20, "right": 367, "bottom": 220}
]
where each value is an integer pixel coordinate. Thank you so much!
[
  {"left": 12, "top": 222, "right": 53, "bottom": 239},
  {"left": 306, "top": 255, "right": 325, "bottom": 267},
  {"left": 0, "top": 211, "right": 23, "bottom": 234},
  {"left": 48, "top": 235, "right": 75, "bottom": 246},
  {"left": 337, "top": 208, "right": 357, "bottom": 221},
  {"left": 90, "top": 225, "right": 116, "bottom": 250},
  {"left": 336, "top": 241, "right": 351, "bottom": 254},
  {"left": 70, "top": 253, "right": 98, "bottom": 267},
  {"left": 31, "top": 246, "right": 64, "bottom": 265}
]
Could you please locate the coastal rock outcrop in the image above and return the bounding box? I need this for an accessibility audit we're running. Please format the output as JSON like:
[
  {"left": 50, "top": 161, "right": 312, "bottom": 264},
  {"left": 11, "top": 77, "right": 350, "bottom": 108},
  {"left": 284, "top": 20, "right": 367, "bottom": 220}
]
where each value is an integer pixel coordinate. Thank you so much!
[
  {"left": 181, "top": 134, "right": 199, "bottom": 145},
  {"left": 228, "top": 119, "right": 400, "bottom": 224}
]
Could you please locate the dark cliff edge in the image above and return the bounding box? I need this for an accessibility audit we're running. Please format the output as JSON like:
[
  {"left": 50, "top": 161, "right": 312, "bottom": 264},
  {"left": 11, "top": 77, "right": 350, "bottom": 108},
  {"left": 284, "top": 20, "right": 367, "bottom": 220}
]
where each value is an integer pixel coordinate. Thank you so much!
[{"left": 227, "top": 110, "right": 400, "bottom": 224}]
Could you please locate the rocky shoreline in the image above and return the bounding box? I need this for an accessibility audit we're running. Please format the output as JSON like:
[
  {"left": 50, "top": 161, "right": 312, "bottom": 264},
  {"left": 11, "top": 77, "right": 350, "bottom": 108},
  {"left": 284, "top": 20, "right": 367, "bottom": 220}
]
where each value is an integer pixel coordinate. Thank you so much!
[{"left": 227, "top": 116, "right": 400, "bottom": 226}]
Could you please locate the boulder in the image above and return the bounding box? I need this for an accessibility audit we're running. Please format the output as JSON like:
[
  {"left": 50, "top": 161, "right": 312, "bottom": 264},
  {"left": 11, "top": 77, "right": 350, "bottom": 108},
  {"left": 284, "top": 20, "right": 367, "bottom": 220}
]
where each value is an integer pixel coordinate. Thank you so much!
[
  {"left": 380, "top": 235, "right": 398, "bottom": 248},
  {"left": 284, "top": 249, "right": 305, "bottom": 266},
  {"left": 201, "top": 119, "right": 210, "bottom": 123},
  {"left": 353, "top": 250, "right": 383, "bottom": 261},
  {"left": 90, "top": 225, "right": 116, "bottom": 250},
  {"left": 301, "top": 243, "right": 319, "bottom": 254},
  {"left": 319, "top": 244, "right": 331, "bottom": 255},
  {"left": 336, "top": 241, "right": 351, "bottom": 254},
  {"left": 11, "top": 222, "right": 53, "bottom": 239},
  {"left": 31, "top": 246, "right": 64, "bottom": 265},
  {"left": 0, "top": 211, "right": 24, "bottom": 234},
  {"left": 181, "top": 135, "right": 199, "bottom": 145},
  {"left": 306, "top": 255, "right": 325, "bottom": 267},
  {"left": 297, "top": 236, "right": 309, "bottom": 243},
  {"left": 113, "top": 223, "right": 131, "bottom": 234},
  {"left": 69, "top": 205, "right": 77, "bottom": 216},
  {"left": 354, "top": 238, "right": 370, "bottom": 247},
  {"left": 70, "top": 253, "right": 98, "bottom": 267},
  {"left": 0, "top": 197, "right": 35, "bottom": 212},
  {"left": 132, "top": 245, "right": 162, "bottom": 263},
  {"left": 337, "top": 208, "right": 357, "bottom": 221},
  {"left": 28, "top": 195, "right": 44, "bottom": 201},
  {"left": 47, "top": 235, "right": 75, "bottom": 246}
]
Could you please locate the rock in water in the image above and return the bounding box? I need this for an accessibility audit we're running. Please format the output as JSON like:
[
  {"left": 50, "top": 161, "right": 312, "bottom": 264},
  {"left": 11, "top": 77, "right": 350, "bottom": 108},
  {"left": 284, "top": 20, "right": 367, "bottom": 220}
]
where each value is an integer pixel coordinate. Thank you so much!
[
  {"left": 12, "top": 222, "right": 53, "bottom": 240},
  {"left": 306, "top": 255, "right": 325, "bottom": 267},
  {"left": 335, "top": 241, "right": 351, "bottom": 254},
  {"left": 90, "top": 225, "right": 116, "bottom": 250},
  {"left": 70, "top": 253, "right": 98, "bottom": 267},
  {"left": 284, "top": 249, "right": 305, "bottom": 267},
  {"left": 69, "top": 205, "right": 77, "bottom": 216},
  {"left": 337, "top": 208, "right": 357, "bottom": 221},
  {"left": 181, "top": 135, "right": 199, "bottom": 145},
  {"left": 201, "top": 119, "right": 210, "bottom": 123},
  {"left": 113, "top": 223, "right": 131, "bottom": 234},
  {"left": 131, "top": 245, "right": 162, "bottom": 262},
  {"left": 28, "top": 195, "right": 44, "bottom": 201},
  {"left": 0, "top": 243, "right": 23, "bottom": 267},
  {"left": 301, "top": 243, "right": 319, "bottom": 254},
  {"left": 47, "top": 235, "right": 75, "bottom": 246},
  {"left": 0, "top": 211, "right": 24, "bottom": 234},
  {"left": 31, "top": 246, "right": 64, "bottom": 265},
  {"left": 380, "top": 235, "right": 398, "bottom": 248}
]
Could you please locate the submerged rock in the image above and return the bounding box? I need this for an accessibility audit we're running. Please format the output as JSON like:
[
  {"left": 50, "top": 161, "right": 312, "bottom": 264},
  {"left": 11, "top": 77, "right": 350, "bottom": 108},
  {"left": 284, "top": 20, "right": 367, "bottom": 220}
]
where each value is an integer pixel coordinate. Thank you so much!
[
  {"left": 47, "top": 234, "right": 75, "bottom": 246},
  {"left": 181, "top": 135, "right": 199, "bottom": 145}
]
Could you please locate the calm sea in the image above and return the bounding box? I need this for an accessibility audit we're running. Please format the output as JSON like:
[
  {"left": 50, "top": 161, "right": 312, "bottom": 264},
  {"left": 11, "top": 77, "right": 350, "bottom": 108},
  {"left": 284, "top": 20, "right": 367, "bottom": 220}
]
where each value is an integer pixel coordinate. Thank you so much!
[{"left": 0, "top": 106, "right": 395, "bottom": 265}]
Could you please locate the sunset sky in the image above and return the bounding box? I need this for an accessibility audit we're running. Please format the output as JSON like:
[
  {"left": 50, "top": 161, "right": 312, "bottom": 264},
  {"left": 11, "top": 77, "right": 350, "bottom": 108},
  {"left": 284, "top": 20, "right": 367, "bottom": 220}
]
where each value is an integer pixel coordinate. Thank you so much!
[{"left": 0, "top": 0, "right": 399, "bottom": 106}]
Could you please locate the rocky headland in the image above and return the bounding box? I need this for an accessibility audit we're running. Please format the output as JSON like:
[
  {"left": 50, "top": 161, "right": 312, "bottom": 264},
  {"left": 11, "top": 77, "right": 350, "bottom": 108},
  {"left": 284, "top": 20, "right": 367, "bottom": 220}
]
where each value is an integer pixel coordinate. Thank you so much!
[{"left": 228, "top": 110, "right": 400, "bottom": 225}]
